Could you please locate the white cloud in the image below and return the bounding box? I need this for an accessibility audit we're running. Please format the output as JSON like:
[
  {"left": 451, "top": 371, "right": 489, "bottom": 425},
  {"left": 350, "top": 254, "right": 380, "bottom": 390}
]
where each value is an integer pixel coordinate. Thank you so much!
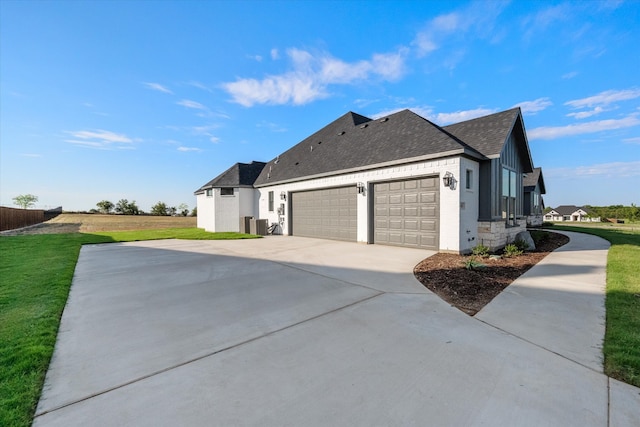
[
  {"left": 187, "top": 81, "right": 213, "bottom": 93},
  {"left": 413, "top": 1, "right": 506, "bottom": 57},
  {"left": 565, "top": 88, "right": 640, "bottom": 109},
  {"left": 547, "top": 161, "right": 640, "bottom": 178},
  {"left": 522, "top": 3, "right": 572, "bottom": 41},
  {"left": 623, "top": 137, "right": 640, "bottom": 144},
  {"left": 434, "top": 108, "right": 497, "bottom": 124},
  {"left": 513, "top": 98, "right": 552, "bottom": 114},
  {"left": 373, "top": 106, "right": 496, "bottom": 125},
  {"left": 177, "top": 99, "right": 207, "bottom": 110},
  {"left": 528, "top": 114, "right": 640, "bottom": 140},
  {"left": 143, "top": 82, "right": 173, "bottom": 94},
  {"left": 271, "top": 48, "right": 279, "bottom": 60},
  {"left": 562, "top": 71, "right": 578, "bottom": 79},
  {"left": 65, "top": 129, "right": 138, "bottom": 150},
  {"left": 222, "top": 47, "right": 408, "bottom": 107},
  {"left": 177, "top": 146, "right": 202, "bottom": 152},
  {"left": 566, "top": 106, "right": 607, "bottom": 119}
]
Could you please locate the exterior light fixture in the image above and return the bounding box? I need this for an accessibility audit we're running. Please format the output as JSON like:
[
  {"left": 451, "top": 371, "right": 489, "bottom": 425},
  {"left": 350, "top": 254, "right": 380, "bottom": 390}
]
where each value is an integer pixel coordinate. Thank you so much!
[
  {"left": 280, "top": 191, "right": 287, "bottom": 201},
  {"left": 357, "top": 182, "right": 366, "bottom": 195},
  {"left": 443, "top": 172, "right": 455, "bottom": 189}
]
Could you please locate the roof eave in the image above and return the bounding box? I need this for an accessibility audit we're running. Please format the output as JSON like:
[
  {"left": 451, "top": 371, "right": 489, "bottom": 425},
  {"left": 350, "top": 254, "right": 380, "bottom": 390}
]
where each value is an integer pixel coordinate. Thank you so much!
[{"left": 254, "top": 149, "right": 470, "bottom": 187}]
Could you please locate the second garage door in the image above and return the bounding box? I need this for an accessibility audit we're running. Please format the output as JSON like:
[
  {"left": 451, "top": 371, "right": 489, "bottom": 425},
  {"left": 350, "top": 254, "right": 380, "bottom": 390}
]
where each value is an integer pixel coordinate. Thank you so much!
[
  {"left": 373, "top": 176, "right": 439, "bottom": 250},
  {"left": 291, "top": 186, "right": 357, "bottom": 242}
]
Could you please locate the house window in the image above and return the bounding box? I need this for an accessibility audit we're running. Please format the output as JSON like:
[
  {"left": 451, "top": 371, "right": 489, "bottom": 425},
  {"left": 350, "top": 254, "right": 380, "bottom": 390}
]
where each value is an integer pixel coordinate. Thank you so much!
[
  {"left": 501, "top": 167, "right": 517, "bottom": 226},
  {"left": 220, "top": 188, "right": 234, "bottom": 196},
  {"left": 268, "top": 191, "right": 274, "bottom": 212},
  {"left": 465, "top": 169, "right": 473, "bottom": 190},
  {"left": 206, "top": 189, "right": 213, "bottom": 197}
]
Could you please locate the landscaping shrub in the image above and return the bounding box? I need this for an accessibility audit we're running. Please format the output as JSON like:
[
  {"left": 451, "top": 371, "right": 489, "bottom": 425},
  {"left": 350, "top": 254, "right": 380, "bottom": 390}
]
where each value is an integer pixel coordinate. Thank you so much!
[
  {"left": 471, "top": 244, "right": 490, "bottom": 257},
  {"left": 503, "top": 243, "right": 523, "bottom": 258}
]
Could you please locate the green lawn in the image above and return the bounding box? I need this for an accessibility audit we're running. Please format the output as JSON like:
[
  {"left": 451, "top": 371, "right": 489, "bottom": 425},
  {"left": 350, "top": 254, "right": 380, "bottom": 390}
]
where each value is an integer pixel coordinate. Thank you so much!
[
  {"left": 548, "top": 223, "right": 640, "bottom": 387},
  {"left": 0, "top": 229, "right": 260, "bottom": 427}
]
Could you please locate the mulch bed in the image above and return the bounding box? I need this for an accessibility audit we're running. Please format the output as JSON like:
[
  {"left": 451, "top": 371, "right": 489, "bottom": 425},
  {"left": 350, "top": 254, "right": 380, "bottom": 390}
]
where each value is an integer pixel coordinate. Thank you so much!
[{"left": 413, "top": 231, "right": 570, "bottom": 316}]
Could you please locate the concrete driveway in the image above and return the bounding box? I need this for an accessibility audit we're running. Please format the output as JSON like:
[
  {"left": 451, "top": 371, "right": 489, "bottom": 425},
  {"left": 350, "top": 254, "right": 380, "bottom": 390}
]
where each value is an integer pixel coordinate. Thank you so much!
[{"left": 34, "top": 235, "right": 639, "bottom": 426}]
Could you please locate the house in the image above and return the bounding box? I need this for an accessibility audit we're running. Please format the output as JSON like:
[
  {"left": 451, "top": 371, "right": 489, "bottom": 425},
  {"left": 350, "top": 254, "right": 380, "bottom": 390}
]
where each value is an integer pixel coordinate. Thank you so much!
[
  {"left": 195, "top": 107, "right": 538, "bottom": 253},
  {"left": 544, "top": 205, "right": 600, "bottom": 222},
  {"left": 523, "top": 167, "right": 546, "bottom": 227},
  {"left": 194, "top": 161, "right": 266, "bottom": 232}
]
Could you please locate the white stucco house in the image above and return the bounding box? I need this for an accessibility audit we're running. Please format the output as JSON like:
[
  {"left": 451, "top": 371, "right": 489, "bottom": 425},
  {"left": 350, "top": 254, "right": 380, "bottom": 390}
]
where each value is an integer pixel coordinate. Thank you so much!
[
  {"left": 544, "top": 205, "right": 601, "bottom": 222},
  {"left": 195, "top": 107, "right": 538, "bottom": 253}
]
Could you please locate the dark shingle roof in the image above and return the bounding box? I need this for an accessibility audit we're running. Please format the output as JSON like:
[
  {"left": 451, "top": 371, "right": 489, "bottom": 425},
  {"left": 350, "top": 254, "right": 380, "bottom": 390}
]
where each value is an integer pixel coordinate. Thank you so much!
[
  {"left": 254, "top": 110, "right": 485, "bottom": 186},
  {"left": 194, "top": 161, "right": 266, "bottom": 194},
  {"left": 524, "top": 167, "right": 546, "bottom": 194},
  {"left": 442, "top": 108, "right": 521, "bottom": 158},
  {"left": 550, "top": 205, "right": 591, "bottom": 215}
]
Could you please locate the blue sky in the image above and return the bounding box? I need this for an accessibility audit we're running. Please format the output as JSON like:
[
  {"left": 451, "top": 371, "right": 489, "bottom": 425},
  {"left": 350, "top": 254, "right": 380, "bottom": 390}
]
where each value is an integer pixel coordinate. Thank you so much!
[{"left": 1, "top": 0, "right": 638, "bottom": 212}]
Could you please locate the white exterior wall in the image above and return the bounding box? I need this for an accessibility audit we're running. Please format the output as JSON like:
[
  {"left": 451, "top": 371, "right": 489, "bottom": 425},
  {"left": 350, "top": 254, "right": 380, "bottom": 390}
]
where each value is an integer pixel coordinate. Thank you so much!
[
  {"left": 256, "top": 156, "right": 476, "bottom": 252},
  {"left": 459, "top": 157, "right": 480, "bottom": 253},
  {"left": 214, "top": 188, "right": 241, "bottom": 232},
  {"left": 238, "top": 187, "right": 257, "bottom": 217},
  {"left": 196, "top": 192, "right": 216, "bottom": 232}
]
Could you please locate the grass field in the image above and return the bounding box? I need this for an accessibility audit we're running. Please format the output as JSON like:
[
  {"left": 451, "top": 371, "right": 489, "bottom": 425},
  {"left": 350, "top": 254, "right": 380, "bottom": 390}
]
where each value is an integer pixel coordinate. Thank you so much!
[
  {"left": 0, "top": 215, "right": 259, "bottom": 426},
  {"left": 548, "top": 222, "right": 640, "bottom": 387}
]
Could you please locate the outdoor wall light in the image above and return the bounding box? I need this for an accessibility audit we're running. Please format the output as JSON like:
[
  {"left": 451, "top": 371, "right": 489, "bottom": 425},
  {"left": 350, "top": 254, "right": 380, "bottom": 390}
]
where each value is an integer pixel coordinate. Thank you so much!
[
  {"left": 443, "top": 172, "right": 455, "bottom": 189},
  {"left": 280, "top": 191, "right": 287, "bottom": 201},
  {"left": 357, "top": 182, "right": 366, "bottom": 195}
]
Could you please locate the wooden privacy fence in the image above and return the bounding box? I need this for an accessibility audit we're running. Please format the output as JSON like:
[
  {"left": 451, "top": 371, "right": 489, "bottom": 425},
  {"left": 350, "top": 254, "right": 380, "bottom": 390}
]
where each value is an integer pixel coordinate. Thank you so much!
[{"left": 0, "top": 206, "right": 45, "bottom": 231}]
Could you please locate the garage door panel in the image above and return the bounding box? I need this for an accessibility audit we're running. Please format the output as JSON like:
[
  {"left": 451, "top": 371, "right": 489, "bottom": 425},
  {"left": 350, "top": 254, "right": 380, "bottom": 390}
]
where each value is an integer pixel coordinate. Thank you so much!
[
  {"left": 291, "top": 186, "right": 357, "bottom": 242},
  {"left": 373, "top": 176, "right": 439, "bottom": 250},
  {"left": 389, "top": 194, "right": 403, "bottom": 204},
  {"left": 404, "top": 193, "right": 419, "bottom": 204}
]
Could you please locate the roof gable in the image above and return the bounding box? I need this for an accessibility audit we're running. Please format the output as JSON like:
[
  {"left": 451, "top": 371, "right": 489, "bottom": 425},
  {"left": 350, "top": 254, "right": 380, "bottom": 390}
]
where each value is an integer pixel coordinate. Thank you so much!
[
  {"left": 254, "top": 109, "right": 481, "bottom": 186},
  {"left": 524, "top": 167, "right": 546, "bottom": 194},
  {"left": 443, "top": 108, "right": 534, "bottom": 172},
  {"left": 194, "top": 161, "right": 266, "bottom": 194}
]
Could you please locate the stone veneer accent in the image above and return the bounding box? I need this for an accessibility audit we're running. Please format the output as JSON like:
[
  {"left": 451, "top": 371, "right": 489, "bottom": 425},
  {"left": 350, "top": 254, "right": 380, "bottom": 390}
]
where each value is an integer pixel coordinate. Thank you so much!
[{"left": 477, "top": 219, "right": 527, "bottom": 252}]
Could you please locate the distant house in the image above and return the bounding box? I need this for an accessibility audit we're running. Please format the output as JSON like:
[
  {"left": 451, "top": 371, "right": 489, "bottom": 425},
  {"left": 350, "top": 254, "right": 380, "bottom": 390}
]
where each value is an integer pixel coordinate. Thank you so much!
[
  {"left": 544, "top": 205, "right": 600, "bottom": 222},
  {"left": 195, "top": 107, "right": 539, "bottom": 253},
  {"left": 523, "top": 167, "right": 546, "bottom": 227}
]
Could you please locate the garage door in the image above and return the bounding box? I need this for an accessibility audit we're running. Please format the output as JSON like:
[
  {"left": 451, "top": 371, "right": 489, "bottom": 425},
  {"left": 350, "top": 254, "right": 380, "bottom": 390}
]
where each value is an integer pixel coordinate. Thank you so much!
[
  {"left": 374, "top": 177, "right": 439, "bottom": 249},
  {"left": 291, "top": 186, "right": 357, "bottom": 241}
]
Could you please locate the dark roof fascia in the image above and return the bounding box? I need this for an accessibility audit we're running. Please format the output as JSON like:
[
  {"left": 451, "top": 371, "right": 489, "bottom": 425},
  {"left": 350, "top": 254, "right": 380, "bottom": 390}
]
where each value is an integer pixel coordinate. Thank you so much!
[{"left": 254, "top": 149, "right": 471, "bottom": 188}]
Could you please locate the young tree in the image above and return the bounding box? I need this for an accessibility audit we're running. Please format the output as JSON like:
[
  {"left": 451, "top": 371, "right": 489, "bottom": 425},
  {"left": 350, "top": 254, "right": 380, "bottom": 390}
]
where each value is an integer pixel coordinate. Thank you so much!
[
  {"left": 191, "top": 207, "right": 197, "bottom": 217},
  {"left": 178, "top": 203, "right": 189, "bottom": 216},
  {"left": 96, "top": 200, "right": 114, "bottom": 214},
  {"left": 167, "top": 206, "right": 177, "bottom": 216},
  {"left": 12, "top": 194, "right": 38, "bottom": 209},
  {"left": 150, "top": 201, "right": 169, "bottom": 216},
  {"left": 115, "top": 199, "right": 140, "bottom": 215}
]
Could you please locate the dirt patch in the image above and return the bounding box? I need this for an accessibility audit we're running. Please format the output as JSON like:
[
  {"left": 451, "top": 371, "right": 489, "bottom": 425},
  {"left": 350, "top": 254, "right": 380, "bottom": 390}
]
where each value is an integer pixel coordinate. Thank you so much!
[
  {"left": 414, "top": 232, "right": 570, "bottom": 316},
  {"left": 0, "top": 213, "right": 197, "bottom": 235}
]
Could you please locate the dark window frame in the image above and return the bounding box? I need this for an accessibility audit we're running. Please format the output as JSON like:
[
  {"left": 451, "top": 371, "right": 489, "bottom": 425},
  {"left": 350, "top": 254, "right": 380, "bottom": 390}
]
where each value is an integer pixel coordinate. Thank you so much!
[
  {"left": 220, "top": 188, "right": 234, "bottom": 196},
  {"left": 268, "top": 191, "right": 274, "bottom": 212}
]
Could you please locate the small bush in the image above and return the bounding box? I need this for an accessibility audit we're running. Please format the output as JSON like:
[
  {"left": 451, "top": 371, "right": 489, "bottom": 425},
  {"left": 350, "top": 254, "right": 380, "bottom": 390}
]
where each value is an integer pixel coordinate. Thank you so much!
[
  {"left": 471, "top": 244, "right": 490, "bottom": 257},
  {"left": 530, "top": 230, "right": 549, "bottom": 245},
  {"left": 503, "top": 243, "right": 523, "bottom": 258},
  {"left": 462, "top": 257, "right": 487, "bottom": 271}
]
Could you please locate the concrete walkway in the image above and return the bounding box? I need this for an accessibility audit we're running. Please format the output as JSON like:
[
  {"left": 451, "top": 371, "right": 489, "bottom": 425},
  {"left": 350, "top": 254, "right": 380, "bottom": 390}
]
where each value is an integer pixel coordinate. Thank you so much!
[{"left": 34, "top": 234, "right": 640, "bottom": 426}]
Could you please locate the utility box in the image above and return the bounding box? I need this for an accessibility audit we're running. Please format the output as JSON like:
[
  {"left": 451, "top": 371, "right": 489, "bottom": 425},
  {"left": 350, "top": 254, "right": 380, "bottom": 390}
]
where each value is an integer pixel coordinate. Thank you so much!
[
  {"left": 250, "top": 218, "right": 268, "bottom": 236},
  {"left": 239, "top": 216, "right": 253, "bottom": 234}
]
